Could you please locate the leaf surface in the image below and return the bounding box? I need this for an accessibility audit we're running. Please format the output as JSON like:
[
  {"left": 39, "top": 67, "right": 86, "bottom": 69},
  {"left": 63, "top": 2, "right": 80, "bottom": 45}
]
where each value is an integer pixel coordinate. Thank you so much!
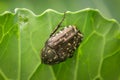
[{"left": 0, "top": 8, "right": 120, "bottom": 80}]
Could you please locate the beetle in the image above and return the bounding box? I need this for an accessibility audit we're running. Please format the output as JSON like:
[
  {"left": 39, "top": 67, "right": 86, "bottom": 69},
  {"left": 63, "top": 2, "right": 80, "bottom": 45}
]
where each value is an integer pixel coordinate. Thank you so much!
[{"left": 41, "top": 12, "right": 83, "bottom": 65}]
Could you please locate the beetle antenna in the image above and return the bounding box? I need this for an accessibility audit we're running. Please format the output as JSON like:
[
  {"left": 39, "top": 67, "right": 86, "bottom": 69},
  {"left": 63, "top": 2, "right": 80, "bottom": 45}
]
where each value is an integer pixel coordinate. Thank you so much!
[{"left": 50, "top": 11, "right": 66, "bottom": 37}]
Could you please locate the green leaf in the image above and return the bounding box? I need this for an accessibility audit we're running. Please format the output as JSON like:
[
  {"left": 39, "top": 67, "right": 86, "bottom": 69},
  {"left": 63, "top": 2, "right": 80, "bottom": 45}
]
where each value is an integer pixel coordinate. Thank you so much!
[{"left": 0, "top": 8, "right": 120, "bottom": 80}]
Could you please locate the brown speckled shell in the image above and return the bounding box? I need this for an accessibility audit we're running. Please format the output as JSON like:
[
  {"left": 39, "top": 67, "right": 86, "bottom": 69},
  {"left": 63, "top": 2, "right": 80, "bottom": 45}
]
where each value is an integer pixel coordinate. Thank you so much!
[{"left": 41, "top": 25, "right": 83, "bottom": 65}]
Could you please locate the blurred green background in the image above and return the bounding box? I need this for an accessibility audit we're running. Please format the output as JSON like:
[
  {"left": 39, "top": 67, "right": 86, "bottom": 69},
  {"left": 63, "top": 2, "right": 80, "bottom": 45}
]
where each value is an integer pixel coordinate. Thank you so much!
[{"left": 0, "top": 0, "right": 120, "bottom": 22}]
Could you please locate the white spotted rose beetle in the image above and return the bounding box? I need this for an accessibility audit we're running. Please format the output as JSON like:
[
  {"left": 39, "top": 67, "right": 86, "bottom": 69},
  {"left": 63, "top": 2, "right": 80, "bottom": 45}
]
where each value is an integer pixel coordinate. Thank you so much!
[{"left": 41, "top": 12, "right": 83, "bottom": 65}]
